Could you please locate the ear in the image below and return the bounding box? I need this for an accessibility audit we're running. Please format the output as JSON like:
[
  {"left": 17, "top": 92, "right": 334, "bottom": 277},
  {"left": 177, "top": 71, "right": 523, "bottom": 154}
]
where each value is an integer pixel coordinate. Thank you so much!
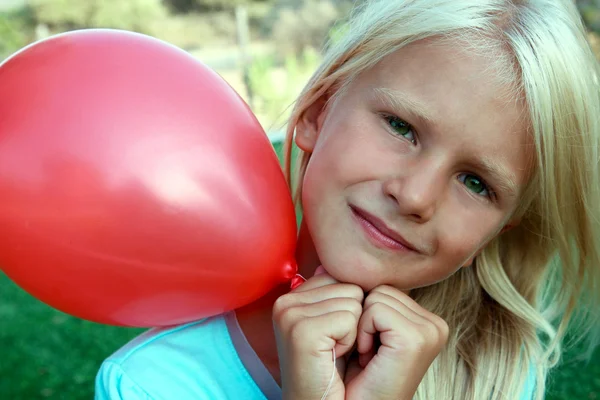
[
  {"left": 461, "top": 221, "right": 520, "bottom": 268},
  {"left": 295, "top": 95, "right": 329, "bottom": 153}
]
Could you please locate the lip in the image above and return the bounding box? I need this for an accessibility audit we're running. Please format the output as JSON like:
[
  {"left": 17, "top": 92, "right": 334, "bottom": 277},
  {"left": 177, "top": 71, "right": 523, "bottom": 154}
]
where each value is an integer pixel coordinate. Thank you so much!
[{"left": 350, "top": 205, "right": 419, "bottom": 253}]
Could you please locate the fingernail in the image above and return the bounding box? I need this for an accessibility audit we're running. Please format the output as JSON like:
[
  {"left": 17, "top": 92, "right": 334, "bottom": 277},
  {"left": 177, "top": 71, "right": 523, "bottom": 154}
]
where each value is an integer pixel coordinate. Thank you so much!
[{"left": 314, "top": 265, "right": 327, "bottom": 276}]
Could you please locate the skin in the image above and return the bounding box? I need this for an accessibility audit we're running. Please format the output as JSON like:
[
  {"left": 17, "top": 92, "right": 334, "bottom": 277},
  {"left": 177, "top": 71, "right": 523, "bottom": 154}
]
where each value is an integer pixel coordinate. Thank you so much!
[{"left": 237, "top": 39, "right": 532, "bottom": 399}]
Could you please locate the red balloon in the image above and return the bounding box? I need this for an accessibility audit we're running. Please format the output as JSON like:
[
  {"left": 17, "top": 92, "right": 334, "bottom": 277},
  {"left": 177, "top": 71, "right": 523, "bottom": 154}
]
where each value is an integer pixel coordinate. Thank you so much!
[{"left": 0, "top": 29, "right": 297, "bottom": 327}]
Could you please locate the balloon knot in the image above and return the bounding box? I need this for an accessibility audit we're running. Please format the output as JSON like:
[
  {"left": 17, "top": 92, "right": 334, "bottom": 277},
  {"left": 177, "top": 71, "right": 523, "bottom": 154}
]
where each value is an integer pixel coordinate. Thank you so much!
[
  {"left": 281, "top": 259, "right": 298, "bottom": 282},
  {"left": 290, "top": 274, "right": 306, "bottom": 290}
]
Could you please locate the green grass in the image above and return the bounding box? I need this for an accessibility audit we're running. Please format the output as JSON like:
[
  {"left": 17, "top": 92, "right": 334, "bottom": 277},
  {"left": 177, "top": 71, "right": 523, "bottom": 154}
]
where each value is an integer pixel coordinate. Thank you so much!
[
  {"left": 1, "top": 141, "right": 598, "bottom": 399},
  {"left": 0, "top": 271, "right": 144, "bottom": 399}
]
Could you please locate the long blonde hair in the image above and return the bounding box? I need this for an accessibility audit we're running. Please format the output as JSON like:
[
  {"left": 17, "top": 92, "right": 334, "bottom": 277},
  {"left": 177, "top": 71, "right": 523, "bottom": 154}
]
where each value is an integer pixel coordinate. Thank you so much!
[{"left": 282, "top": 1, "right": 600, "bottom": 399}]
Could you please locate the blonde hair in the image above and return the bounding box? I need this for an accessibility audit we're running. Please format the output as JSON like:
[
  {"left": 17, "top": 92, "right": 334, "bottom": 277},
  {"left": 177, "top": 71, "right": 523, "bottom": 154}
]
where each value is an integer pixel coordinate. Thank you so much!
[{"left": 282, "top": 1, "right": 600, "bottom": 399}]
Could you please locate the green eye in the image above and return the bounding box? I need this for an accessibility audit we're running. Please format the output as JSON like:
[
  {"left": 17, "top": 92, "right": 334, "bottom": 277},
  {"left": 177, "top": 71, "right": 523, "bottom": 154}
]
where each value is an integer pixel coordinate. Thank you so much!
[
  {"left": 458, "top": 173, "right": 490, "bottom": 197},
  {"left": 385, "top": 115, "right": 415, "bottom": 143}
]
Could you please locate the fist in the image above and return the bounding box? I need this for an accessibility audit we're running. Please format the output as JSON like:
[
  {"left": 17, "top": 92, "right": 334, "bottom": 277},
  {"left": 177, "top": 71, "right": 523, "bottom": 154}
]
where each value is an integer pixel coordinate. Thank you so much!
[
  {"left": 273, "top": 268, "right": 364, "bottom": 400},
  {"left": 345, "top": 285, "right": 449, "bottom": 400}
]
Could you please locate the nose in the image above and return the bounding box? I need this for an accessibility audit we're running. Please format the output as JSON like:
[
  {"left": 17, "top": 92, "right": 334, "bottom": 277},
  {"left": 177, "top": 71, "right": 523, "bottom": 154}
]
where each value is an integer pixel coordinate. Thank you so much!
[{"left": 383, "top": 160, "right": 444, "bottom": 223}]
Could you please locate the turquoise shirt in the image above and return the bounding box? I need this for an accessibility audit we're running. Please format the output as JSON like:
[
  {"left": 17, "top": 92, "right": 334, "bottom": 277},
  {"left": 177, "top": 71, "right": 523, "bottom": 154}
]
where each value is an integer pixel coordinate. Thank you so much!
[
  {"left": 95, "top": 311, "right": 535, "bottom": 399},
  {"left": 95, "top": 312, "right": 279, "bottom": 399}
]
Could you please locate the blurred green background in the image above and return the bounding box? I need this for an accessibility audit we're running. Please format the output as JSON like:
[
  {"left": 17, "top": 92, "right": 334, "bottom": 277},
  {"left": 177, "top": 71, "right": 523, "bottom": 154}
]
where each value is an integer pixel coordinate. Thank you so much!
[{"left": 1, "top": 0, "right": 599, "bottom": 399}]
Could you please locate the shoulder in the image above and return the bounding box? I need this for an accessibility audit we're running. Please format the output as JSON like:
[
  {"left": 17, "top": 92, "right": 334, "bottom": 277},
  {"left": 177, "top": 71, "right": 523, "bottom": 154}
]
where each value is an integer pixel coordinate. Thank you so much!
[{"left": 94, "top": 313, "right": 267, "bottom": 400}]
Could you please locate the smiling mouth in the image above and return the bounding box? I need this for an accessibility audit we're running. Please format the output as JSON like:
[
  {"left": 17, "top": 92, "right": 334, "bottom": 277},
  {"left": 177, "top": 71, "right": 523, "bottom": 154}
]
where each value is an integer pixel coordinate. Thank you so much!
[{"left": 350, "top": 206, "right": 418, "bottom": 253}]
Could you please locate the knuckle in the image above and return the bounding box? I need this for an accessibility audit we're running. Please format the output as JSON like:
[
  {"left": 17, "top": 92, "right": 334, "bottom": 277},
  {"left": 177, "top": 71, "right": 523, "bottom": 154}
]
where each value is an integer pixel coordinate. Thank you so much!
[
  {"left": 346, "top": 300, "right": 363, "bottom": 320},
  {"left": 272, "top": 295, "right": 291, "bottom": 318},
  {"left": 424, "top": 322, "right": 440, "bottom": 341},
  {"left": 436, "top": 317, "right": 450, "bottom": 338},
  {"left": 371, "top": 285, "right": 404, "bottom": 302},
  {"left": 371, "top": 284, "right": 395, "bottom": 296},
  {"left": 274, "top": 303, "right": 301, "bottom": 329},
  {"left": 436, "top": 325, "right": 450, "bottom": 347},
  {"left": 419, "top": 310, "right": 449, "bottom": 337},
  {"left": 344, "top": 284, "right": 365, "bottom": 302},
  {"left": 367, "top": 299, "right": 387, "bottom": 313},
  {"left": 363, "top": 292, "right": 380, "bottom": 308},
  {"left": 417, "top": 320, "right": 449, "bottom": 351},
  {"left": 427, "top": 314, "right": 449, "bottom": 339},
  {"left": 339, "top": 309, "right": 360, "bottom": 328},
  {"left": 368, "top": 290, "right": 394, "bottom": 306}
]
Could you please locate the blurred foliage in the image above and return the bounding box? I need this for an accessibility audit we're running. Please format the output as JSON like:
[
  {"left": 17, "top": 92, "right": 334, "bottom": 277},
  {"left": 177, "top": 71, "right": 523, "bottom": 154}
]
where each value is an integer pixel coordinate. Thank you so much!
[
  {"left": 166, "top": 0, "right": 272, "bottom": 13},
  {"left": 156, "top": 12, "right": 231, "bottom": 49},
  {"left": 248, "top": 47, "right": 321, "bottom": 128},
  {"left": 578, "top": 0, "right": 600, "bottom": 32},
  {"left": 28, "top": 0, "right": 168, "bottom": 34},
  {"left": 270, "top": 0, "right": 341, "bottom": 58},
  {"left": 0, "top": 0, "right": 352, "bottom": 55},
  {"left": 0, "top": 7, "right": 34, "bottom": 59}
]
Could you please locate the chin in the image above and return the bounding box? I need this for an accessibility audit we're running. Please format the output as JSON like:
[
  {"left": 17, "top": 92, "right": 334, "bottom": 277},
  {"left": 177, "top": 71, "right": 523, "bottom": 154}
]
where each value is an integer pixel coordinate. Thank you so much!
[{"left": 321, "top": 259, "right": 384, "bottom": 292}]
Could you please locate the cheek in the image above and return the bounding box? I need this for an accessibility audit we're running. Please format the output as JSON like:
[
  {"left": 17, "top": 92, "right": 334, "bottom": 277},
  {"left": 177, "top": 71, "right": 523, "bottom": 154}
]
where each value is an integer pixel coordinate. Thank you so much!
[
  {"left": 300, "top": 155, "right": 338, "bottom": 233},
  {"left": 312, "top": 110, "right": 391, "bottom": 178},
  {"left": 412, "top": 232, "right": 483, "bottom": 288},
  {"left": 439, "top": 234, "right": 480, "bottom": 266},
  {"left": 437, "top": 212, "right": 502, "bottom": 264}
]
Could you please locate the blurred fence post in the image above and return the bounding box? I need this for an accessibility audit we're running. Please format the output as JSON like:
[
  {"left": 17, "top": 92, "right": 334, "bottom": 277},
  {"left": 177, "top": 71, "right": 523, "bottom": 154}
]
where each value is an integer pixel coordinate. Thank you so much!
[{"left": 235, "top": 5, "right": 254, "bottom": 109}]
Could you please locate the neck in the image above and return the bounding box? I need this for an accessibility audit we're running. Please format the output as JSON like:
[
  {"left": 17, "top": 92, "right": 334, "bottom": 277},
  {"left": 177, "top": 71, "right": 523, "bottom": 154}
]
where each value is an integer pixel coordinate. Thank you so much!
[{"left": 295, "top": 220, "right": 321, "bottom": 278}]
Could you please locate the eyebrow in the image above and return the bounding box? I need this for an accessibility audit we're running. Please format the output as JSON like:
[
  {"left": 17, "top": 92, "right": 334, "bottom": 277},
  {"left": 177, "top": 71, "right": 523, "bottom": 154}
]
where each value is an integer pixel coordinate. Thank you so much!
[
  {"left": 471, "top": 156, "right": 519, "bottom": 199},
  {"left": 372, "top": 87, "right": 436, "bottom": 125},
  {"left": 372, "top": 87, "right": 520, "bottom": 200}
]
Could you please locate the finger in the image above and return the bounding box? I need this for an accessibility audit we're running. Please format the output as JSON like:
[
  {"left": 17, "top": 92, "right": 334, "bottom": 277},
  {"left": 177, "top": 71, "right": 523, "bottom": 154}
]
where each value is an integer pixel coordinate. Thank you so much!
[
  {"left": 370, "top": 287, "right": 450, "bottom": 341},
  {"left": 282, "top": 297, "right": 363, "bottom": 323},
  {"left": 357, "top": 302, "right": 413, "bottom": 356},
  {"left": 291, "top": 310, "right": 359, "bottom": 358},
  {"left": 284, "top": 282, "right": 364, "bottom": 306},
  {"left": 359, "top": 340, "right": 376, "bottom": 368},
  {"left": 273, "top": 286, "right": 363, "bottom": 327},
  {"left": 292, "top": 269, "right": 339, "bottom": 292},
  {"left": 364, "top": 290, "right": 428, "bottom": 325},
  {"left": 368, "top": 287, "right": 449, "bottom": 339},
  {"left": 368, "top": 285, "right": 435, "bottom": 318},
  {"left": 346, "top": 306, "right": 424, "bottom": 400}
]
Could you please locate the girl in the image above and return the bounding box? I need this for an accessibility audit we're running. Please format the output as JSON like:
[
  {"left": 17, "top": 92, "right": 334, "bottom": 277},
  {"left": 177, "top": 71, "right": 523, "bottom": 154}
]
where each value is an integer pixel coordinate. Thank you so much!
[{"left": 96, "top": 0, "right": 600, "bottom": 399}]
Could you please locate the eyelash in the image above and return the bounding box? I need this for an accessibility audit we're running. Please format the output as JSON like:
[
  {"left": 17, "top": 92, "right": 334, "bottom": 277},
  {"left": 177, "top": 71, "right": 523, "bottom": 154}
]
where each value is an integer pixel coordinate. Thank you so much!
[
  {"left": 383, "top": 114, "right": 417, "bottom": 144},
  {"left": 457, "top": 173, "right": 495, "bottom": 200},
  {"left": 382, "top": 114, "right": 496, "bottom": 200}
]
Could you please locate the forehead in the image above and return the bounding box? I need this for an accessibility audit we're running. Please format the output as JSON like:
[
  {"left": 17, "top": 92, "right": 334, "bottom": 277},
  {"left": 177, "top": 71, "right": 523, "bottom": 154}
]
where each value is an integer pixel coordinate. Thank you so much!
[
  {"left": 346, "top": 40, "right": 532, "bottom": 192},
  {"left": 362, "top": 39, "right": 523, "bottom": 120}
]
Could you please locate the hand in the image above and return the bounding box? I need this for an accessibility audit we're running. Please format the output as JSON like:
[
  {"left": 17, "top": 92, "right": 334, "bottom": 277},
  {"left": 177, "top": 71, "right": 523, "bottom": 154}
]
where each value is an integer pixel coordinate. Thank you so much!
[
  {"left": 344, "top": 285, "right": 449, "bottom": 400},
  {"left": 273, "top": 267, "right": 364, "bottom": 400}
]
